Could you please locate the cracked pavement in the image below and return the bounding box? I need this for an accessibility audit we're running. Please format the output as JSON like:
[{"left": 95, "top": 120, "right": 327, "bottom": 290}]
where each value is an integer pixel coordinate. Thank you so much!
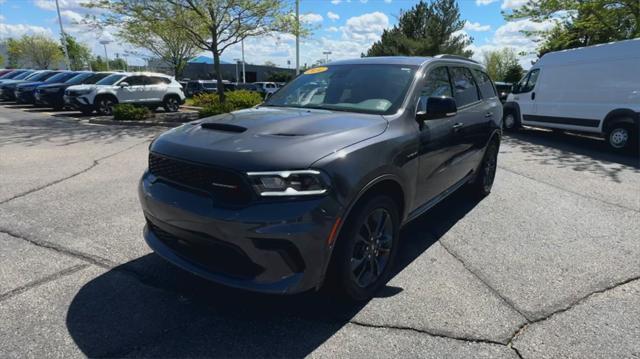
[{"left": 1, "top": 105, "right": 639, "bottom": 358}]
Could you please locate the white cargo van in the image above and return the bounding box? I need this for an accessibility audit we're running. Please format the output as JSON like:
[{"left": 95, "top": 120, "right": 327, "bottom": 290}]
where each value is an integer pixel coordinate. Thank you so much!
[{"left": 503, "top": 39, "right": 640, "bottom": 151}]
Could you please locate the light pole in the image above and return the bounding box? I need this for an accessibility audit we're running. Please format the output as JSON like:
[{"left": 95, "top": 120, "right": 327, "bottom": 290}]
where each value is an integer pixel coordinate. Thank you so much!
[
  {"left": 295, "top": 0, "right": 300, "bottom": 75},
  {"left": 55, "top": 0, "right": 71, "bottom": 70},
  {"left": 241, "top": 39, "right": 246, "bottom": 83},
  {"left": 234, "top": 58, "right": 240, "bottom": 83},
  {"left": 99, "top": 39, "right": 112, "bottom": 71},
  {"left": 323, "top": 51, "right": 332, "bottom": 64}
]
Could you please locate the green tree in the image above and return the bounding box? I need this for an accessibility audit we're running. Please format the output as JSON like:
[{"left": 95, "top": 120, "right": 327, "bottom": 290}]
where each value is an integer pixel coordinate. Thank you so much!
[
  {"left": 19, "top": 34, "right": 64, "bottom": 69},
  {"left": 505, "top": 0, "right": 640, "bottom": 56},
  {"left": 482, "top": 48, "right": 519, "bottom": 82},
  {"left": 366, "top": 0, "right": 472, "bottom": 57},
  {"left": 267, "top": 71, "right": 292, "bottom": 82},
  {"left": 503, "top": 63, "right": 524, "bottom": 84},
  {"left": 113, "top": 0, "right": 302, "bottom": 103},
  {"left": 85, "top": 1, "right": 204, "bottom": 78},
  {"left": 90, "top": 55, "right": 108, "bottom": 71},
  {"left": 5, "top": 38, "right": 23, "bottom": 68},
  {"left": 263, "top": 60, "right": 277, "bottom": 67},
  {"left": 62, "top": 34, "right": 92, "bottom": 70}
]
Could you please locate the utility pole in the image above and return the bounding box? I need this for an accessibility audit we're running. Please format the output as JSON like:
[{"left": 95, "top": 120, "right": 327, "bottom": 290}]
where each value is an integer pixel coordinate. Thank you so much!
[
  {"left": 241, "top": 39, "right": 246, "bottom": 83},
  {"left": 323, "top": 51, "right": 332, "bottom": 64},
  {"left": 55, "top": 0, "right": 71, "bottom": 70},
  {"left": 100, "top": 40, "right": 111, "bottom": 71},
  {"left": 234, "top": 58, "right": 240, "bottom": 83},
  {"left": 295, "top": 0, "right": 300, "bottom": 75}
]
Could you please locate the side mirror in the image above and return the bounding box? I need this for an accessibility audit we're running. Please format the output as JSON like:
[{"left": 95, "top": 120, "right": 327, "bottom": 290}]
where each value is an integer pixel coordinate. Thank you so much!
[
  {"left": 119, "top": 82, "right": 130, "bottom": 88},
  {"left": 416, "top": 96, "right": 457, "bottom": 122}
]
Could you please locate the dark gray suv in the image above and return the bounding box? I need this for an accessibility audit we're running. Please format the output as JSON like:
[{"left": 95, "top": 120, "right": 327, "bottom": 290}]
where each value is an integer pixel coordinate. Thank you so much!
[{"left": 138, "top": 56, "right": 502, "bottom": 300}]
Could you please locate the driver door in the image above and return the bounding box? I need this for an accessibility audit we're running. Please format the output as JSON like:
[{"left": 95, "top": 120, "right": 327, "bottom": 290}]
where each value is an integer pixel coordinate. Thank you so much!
[
  {"left": 117, "top": 76, "right": 148, "bottom": 103},
  {"left": 512, "top": 69, "right": 539, "bottom": 124}
]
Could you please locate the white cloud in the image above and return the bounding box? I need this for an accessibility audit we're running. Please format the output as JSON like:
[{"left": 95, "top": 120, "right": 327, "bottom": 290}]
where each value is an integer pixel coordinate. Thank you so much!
[
  {"left": 326, "top": 26, "right": 339, "bottom": 32},
  {"left": 0, "top": 23, "right": 54, "bottom": 38},
  {"left": 501, "top": 0, "right": 530, "bottom": 10},
  {"left": 476, "top": 0, "right": 499, "bottom": 5},
  {"left": 300, "top": 13, "right": 323, "bottom": 24},
  {"left": 464, "top": 21, "right": 491, "bottom": 32},
  {"left": 360, "top": 0, "right": 368, "bottom": 3},
  {"left": 0, "top": 14, "right": 4, "bottom": 22},
  {"left": 342, "top": 11, "right": 389, "bottom": 42},
  {"left": 330, "top": 0, "right": 341, "bottom": 4},
  {"left": 384, "top": 0, "right": 392, "bottom": 3},
  {"left": 468, "top": 18, "right": 556, "bottom": 68},
  {"left": 327, "top": 11, "right": 340, "bottom": 21}
]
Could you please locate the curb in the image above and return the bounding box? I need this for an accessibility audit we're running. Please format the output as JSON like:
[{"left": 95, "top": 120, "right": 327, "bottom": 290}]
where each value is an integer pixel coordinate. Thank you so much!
[{"left": 86, "top": 119, "right": 184, "bottom": 127}]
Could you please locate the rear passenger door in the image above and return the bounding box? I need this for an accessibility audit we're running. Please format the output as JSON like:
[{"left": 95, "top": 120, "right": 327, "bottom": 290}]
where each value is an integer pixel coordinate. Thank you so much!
[
  {"left": 146, "top": 76, "right": 170, "bottom": 103},
  {"left": 447, "top": 66, "right": 486, "bottom": 179}
]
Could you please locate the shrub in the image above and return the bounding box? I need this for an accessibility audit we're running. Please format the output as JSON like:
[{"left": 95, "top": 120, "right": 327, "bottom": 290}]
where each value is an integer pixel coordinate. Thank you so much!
[
  {"left": 196, "top": 90, "right": 263, "bottom": 118},
  {"left": 113, "top": 104, "right": 152, "bottom": 122}
]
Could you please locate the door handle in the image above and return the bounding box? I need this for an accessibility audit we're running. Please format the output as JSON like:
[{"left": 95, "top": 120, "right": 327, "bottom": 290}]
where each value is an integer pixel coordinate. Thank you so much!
[
  {"left": 484, "top": 112, "right": 493, "bottom": 118},
  {"left": 452, "top": 123, "right": 464, "bottom": 131},
  {"left": 531, "top": 92, "right": 536, "bottom": 100}
]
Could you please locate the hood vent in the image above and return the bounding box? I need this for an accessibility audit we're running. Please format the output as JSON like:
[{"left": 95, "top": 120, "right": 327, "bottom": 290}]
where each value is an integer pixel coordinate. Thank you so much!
[{"left": 200, "top": 123, "right": 247, "bottom": 133}]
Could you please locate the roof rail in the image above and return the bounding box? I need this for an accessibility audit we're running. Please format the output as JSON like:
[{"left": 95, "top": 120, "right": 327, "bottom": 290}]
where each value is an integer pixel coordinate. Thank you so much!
[{"left": 435, "top": 54, "right": 479, "bottom": 64}]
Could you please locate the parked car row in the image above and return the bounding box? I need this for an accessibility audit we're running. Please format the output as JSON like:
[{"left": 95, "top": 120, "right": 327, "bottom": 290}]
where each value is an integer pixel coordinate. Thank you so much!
[
  {"left": 0, "top": 69, "right": 186, "bottom": 115},
  {"left": 181, "top": 79, "right": 283, "bottom": 97}
]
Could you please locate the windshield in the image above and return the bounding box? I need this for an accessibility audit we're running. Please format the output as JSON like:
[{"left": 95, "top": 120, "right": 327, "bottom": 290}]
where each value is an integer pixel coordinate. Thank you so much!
[
  {"left": 96, "top": 74, "right": 126, "bottom": 85},
  {"left": 0, "top": 71, "right": 23, "bottom": 79},
  {"left": 45, "top": 72, "right": 76, "bottom": 83},
  {"left": 13, "top": 71, "right": 35, "bottom": 80},
  {"left": 25, "top": 71, "right": 53, "bottom": 81},
  {"left": 264, "top": 64, "right": 417, "bottom": 114},
  {"left": 65, "top": 73, "right": 92, "bottom": 84}
]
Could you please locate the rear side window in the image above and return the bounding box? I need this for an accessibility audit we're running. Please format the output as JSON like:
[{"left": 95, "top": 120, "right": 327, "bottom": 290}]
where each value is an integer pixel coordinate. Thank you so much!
[
  {"left": 148, "top": 76, "right": 171, "bottom": 85},
  {"left": 449, "top": 67, "right": 480, "bottom": 106},
  {"left": 125, "top": 76, "right": 147, "bottom": 86},
  {"left": 421, "top": 66, "right": 452, "bottom": 98},
  {"left": 472, "top": 69, "right": 497, "bottom": 99}
]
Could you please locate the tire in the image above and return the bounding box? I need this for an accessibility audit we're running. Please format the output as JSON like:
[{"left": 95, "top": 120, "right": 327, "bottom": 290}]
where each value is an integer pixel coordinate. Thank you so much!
[
  {"left": 163, "top": 96, "right": 180, "bottom": 113},
  {"left": 502, "top": 112, "right": 519, "bottom": 132},
  {"left": 329, "top": 195, "right": 400, "bottom": 301},
  {"left": 96, "top": 97, "right": 116, "bottom": 116},
  {"left": 606, "top": 121, "right": 636, "bottom": 152},
  {"left": 469, "top": 140, "right": 499, "bottom": 198}
]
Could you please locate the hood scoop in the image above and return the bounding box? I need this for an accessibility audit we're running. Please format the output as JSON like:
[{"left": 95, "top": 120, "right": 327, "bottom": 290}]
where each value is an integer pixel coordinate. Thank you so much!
[{"left": 200, "top": 123, "right": 247, "bottom": 133}]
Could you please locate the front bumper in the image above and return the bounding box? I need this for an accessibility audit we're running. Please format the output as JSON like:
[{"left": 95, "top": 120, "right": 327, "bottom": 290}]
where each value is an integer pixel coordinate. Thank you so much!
[
  {"left": 35, "top": 91, "right": 63, "bottom": 107},
  {"left": 64, "top": 94, "right": 93, "bottom": 110},
  {"left": 15, "top": 90, "right": 35, "bottom": 104},
  {"left": 0, "top": 87, "right": 16, "bottom": 100},
  {"left": 138, "top": 170, "right": 343, "bottom": 294}
]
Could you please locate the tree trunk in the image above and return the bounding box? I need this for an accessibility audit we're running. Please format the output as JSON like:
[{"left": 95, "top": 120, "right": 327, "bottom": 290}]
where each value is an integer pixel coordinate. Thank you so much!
[{"left": 212, "top": 49, "right": 225, "bottom": 103}]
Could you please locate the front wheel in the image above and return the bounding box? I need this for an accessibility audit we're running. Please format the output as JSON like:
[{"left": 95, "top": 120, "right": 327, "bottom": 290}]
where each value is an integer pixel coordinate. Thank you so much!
[
  {"left": 329, "top": 195, "right": 400, "bottom": 301},
  {"left": 502, "top": 112, "right": 518, "bottom": 132},
  {"left": 96, "top": 97, "right": 116, "bottom": 116}
]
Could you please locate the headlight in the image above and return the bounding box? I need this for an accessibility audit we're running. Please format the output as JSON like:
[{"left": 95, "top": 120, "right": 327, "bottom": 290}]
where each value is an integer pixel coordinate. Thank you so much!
[
  {"left": 20, "top": 87, "right": 35, "bottom": 92},
  {"left": 43, "top": 87, "right": 59, "bottom": 93},
  {"left": 247, "top": 170, "right": 329, "bottom": 196}
]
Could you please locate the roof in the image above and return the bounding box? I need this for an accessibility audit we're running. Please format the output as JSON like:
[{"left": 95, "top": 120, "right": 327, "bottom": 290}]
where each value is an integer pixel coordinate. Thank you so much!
[
  {"left": 326, "top": 55, "right": 479, "bottom": 67},
  {"left": 537, "top": 38, "right": 640, "bottom": 67}
]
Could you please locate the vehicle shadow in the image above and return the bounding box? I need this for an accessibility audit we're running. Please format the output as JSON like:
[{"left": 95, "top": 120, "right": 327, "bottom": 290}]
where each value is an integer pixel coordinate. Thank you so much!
[
  {"left": 65, "top": 189, "right": 481, "bottom": 357},
  {"left": 503, "top": 128, "right": 639, "bottom": 183}
]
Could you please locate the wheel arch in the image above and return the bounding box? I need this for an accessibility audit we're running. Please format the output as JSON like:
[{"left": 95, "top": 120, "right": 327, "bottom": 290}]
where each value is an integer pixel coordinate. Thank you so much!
[
  {"left": 502, "top": 101, "right": 521, "bottom": 122},
  {"left": 93, "top": 93, "right": 118, "bottom": 106},
  {"left": 602, "top": 108, "right": 639, "bottom": 133}
]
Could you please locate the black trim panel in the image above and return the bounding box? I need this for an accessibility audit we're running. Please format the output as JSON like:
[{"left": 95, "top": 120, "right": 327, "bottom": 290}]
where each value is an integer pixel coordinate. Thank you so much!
[{"left": 523, "top": 114, "right": 599, "bottom": 128}]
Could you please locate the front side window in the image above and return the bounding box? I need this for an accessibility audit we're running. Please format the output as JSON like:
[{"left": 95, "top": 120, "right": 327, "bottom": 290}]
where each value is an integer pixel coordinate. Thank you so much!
[
  {"left": 96, "top": 74, "right": 126, "bottom": 85},
  {"left": 124, "top": 76, "right": 147, "bottom": 86},
  {"left": 472, "top": 69, "right": 497, "bottom": 99},
  {"left": 421, "top": 66, "right": 452, "bottom": 98},
  {"left": 265, "top": 64, "right": 417, "bottom": 114},
  {"left": 449, "top": 67, "right": 480, "bottom": 106},
  {"left": 515, "top": 69, "right": 539, "bottom": 93}
]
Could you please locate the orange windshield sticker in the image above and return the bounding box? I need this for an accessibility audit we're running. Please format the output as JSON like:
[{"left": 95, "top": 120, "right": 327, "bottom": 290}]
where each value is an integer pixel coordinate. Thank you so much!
[{"left": 304, "top": 66, "right": 328, "bottom": 75}]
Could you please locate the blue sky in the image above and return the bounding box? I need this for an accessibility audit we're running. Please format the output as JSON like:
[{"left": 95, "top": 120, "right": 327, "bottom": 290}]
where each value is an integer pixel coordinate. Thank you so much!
[{"left": 0, "top": 0, "right": 551, "bottom": 69}]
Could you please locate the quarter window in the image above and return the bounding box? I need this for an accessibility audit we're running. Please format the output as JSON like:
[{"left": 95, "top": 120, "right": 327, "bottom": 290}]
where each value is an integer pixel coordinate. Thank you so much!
[
  {"left": 421, "top": 67, "right": 452, "bottom": 98},
  {"left": 472, "top": 69, "right": 497, "bottom": 99},
  {"left": 449, "top": 67, "right": 480, "bottom": 106},
  {"left": 148, "top": 76, "right": 170, "bottom": 85}
]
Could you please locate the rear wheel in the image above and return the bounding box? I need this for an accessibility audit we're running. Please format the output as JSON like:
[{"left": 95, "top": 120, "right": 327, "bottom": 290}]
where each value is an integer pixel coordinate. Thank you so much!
[
  {"left": 330, "top": 195, "right": 400, "bottom": 301},
  {"left": 163, "top": 96, "right": 180, "bottom": 112},
  {"left": 96, "top": 97, "right": 116, "bottom": 116},
  {"left": 469, "top": 140, "right": 499, "bottom": 198},
  {"left": 606, "top": 122, "right": 636, "bottom": 152}
]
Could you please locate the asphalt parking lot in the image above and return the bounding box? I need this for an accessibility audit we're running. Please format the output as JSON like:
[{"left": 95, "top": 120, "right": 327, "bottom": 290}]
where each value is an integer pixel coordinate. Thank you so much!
[{"left": 1, "top": 104, "right": 639, "bottom": 358}]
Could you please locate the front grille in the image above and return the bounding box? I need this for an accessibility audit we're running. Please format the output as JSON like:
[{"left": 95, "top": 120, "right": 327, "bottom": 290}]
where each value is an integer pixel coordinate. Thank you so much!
[
  {"left": 149, "top": 152, "right": 253, "bottom": 205},
  {"left": 147, "top": 219, "right": 264, "bottom": 279}
]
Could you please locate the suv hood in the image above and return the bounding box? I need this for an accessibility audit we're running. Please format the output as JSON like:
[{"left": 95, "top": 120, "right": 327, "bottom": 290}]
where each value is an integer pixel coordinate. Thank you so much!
[
  {"left": 151, "top": 106, "right": 388, "bottom": 171},
  {"left": 0, "top": 79, "right": 29, "bottom": 88},
  {"left": 17, "top": 81, "right": 46, "bottom": 89},
  {"left": 37, "top": 82, "right": 67, "bottom": 90}
]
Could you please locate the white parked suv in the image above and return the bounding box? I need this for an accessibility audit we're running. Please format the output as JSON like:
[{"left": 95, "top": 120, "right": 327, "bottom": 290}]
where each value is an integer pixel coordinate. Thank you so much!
[
  {"left": 503, "top": 39, "right": 639, "bottom": 151},
  {"left": 64, "top": 72, "right": 186, "bottom": 116}
]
